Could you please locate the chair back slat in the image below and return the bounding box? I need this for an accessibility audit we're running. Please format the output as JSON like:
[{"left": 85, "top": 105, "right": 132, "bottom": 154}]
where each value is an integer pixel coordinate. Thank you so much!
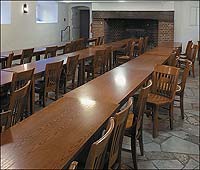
[
  {"left": 108, "top": 98, "right": 132, "bottom": 169},
  {"left": 138, "top": 37, "right": 144, "bottom": 55},
  {"left": 0, "top": 110, "right": 12, "bottom": 132},
  {"left": 188, "top": 44, "right": 198, "bottom": 63},
  {"left": 143, "top": 36, "right": 149, "bottom": 52},
  {"left": 45, "top": 61, "right": 63, "bottom": 92},
  {"left": 105, "top": 46, "right": 112, "bottom": 71},
  {"left": 85, "top": 118, "right": 115, "bottom": 169},
  {"left": 93, "top": 49, "right": 106, "bottom": 75},
  {"left": 21, "top": 48, "right": 34, "bottom": 64},
  {"left": 11, "top": 69, "right": 34, "bottom": 93},
  {"left": 45, "top": 46, "right": 57, "bottom": 59},
  {"left": 66, "top": 55, "right": 79, "bottom": 81},
  {"left": 152, "top": 65, "right": 179, "bottom": 99},
  {"left": 9, "top": 81, "right": 31, "bottom": 126},
  {"left": 5, "top": 52, "right": 14, "bottom": 68},
  {"left": 185, "top": 40, "right": 193, "bottom": 56}
]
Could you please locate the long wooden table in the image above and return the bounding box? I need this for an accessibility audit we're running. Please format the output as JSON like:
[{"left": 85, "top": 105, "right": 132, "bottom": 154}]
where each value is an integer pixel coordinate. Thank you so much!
[
  {"left": 1, "top": 41, "right": 182, "bottom": 169},
  {"left": 0, "top": 97, "right": 118, "bottom": 169}
]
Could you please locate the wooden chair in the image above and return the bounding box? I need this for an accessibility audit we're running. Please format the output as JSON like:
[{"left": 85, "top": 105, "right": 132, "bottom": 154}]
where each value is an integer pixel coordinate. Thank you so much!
[
  {"left": 124, "top": 80, "right": 152, "bottom": 169},
  {"left": 147, "top": 65, "right": 179, "bottom": 138},
  {"left": 178, "top": 44, "right": 198, "bottom": 77},
  {"left": 0, "top": 110, "right": 12, "bottom": 132},
  {"left": 20, "top": 48, "right": 34, "bottom": 64},
  {"left": 116, "top": 41, "right": 135, "bottom": 66},
  {"left": 134, "top": 37, "right": 144, "bottom": 57},
  {"left": 180, "top": 40, "right": 193, "bottom": 59},
  {"left": 85, "top": 117, "right": 115, "bottom": 169},
  {"left": 5, "top": 52, "right": 14, "bottom": 68},
  {"left": 95, "top": 36, "right": 101, "bottom": 46},
  {"left": 68, "top": 161, "right": 78, "bottom": 170},
  {"left": 0, "top": 69, "right": 34, "bottom": 111},
  {"left": 60, "top": 55, "right": 79, "bottom": 93},
  {"left": 63, "top": 43, "right": 73, "bottom": 54},
  {"left": 175, "top": 60, "right": 191, "bottom": 119},
  {"left": 99, "top": 36, "right": 104, "bottom": 45},
  {"left": 35, "top": 61, "right": 63, "bottom": 107},
  {"left": 85, "top": 49, "right": 106, "bottom": 81},
  {"left": 106, "top": 98, "right": 132, "bottom": 169},
  {"left": 143, "top": 36, "right": 149, "bottom": 53},
  {"left": 44, "top": 46, "right": 57, "bottom": 59},
  {"left": 9, "top": 80, "right": 31, "bottom": 126}
]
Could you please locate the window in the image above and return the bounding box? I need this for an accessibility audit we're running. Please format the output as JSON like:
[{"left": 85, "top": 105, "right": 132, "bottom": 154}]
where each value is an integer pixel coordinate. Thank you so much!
[
  {"left": 36, "top": 1, "right": 58, "bottom": 24},
  {"left": 1, "top": 1, "right": 11, "bottom": 24}
]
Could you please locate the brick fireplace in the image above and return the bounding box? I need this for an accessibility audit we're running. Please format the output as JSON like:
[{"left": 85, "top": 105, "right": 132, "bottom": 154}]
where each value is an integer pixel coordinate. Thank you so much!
[{"left": 92, "top": 11, "right": 174, "bottom": 47}]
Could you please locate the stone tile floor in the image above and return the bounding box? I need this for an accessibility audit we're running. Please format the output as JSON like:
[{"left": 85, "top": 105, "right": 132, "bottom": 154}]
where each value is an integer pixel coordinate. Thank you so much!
[{"left": 121, "top": 62, "right": 199, "bottom": 169}]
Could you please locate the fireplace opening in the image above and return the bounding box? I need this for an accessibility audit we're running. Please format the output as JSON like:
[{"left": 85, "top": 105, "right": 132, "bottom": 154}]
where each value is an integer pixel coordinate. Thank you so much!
[{"left": 104, "top": 19, "right": 158, "bottom": 47}]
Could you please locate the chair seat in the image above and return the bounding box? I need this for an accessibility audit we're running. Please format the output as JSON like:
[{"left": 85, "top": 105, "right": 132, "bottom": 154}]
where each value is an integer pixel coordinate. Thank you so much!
[
  {"left": 179, "top": 55, "right": 187, "bottom": 59},
  {"left": 147, "top": 93, "right": 172, "bottom": 105}
]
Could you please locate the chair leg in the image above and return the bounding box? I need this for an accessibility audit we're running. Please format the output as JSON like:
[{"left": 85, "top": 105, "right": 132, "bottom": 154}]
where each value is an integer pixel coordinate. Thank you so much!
[
  {"left": 152, "top": 105, "right": 159, "bottom": 138},
  {"left": 63, "top": 78, "right": 66, "bottom": 94},
  {"left": 138, "top": 133, "right": 144, "bottom": 156},
  {"left": 43, "top": 92, "right": 47, "bottom": 107},
  {"left": 131, "top": 134, "right": 138, "bottom": 170},
  {"left": 169, "top": 102, "right": 174, "bottom": 130},
  {"left": 192, "top": 63, "right": 195, "bottom": 78},
  {"left": 180, "top": 94, "right": 184, "bottom": 119}
]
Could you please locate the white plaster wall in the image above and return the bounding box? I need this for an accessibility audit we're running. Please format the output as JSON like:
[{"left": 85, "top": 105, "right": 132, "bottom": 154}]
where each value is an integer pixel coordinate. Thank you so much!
[
  {"left": 174, "top": 1, "right": 199, "bottom": 50},
  {"left": 1, "top": 1, "right": 69, "bottom": 51},
  {"left": 92, "top": 1, "right": 174, "bottom": 11}
]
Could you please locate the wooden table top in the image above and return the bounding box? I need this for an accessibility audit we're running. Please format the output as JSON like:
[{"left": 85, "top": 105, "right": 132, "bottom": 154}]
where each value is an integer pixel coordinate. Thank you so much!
[
  {"left": 65, "top": 53, "right": 169, "bottom": 106},
  {"left": 1, "top": 97, "right": 118, "bottom": 169}
]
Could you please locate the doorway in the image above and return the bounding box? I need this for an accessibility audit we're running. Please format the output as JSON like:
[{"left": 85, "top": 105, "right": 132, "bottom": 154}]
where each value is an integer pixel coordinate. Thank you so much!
[{"left": 71, "top": 6, "right": 90, "bottom": 40}]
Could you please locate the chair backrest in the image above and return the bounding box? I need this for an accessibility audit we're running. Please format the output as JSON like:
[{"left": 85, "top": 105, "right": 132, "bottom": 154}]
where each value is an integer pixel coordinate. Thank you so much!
[
  {"left": 63, "top": 43, "right": 73, "bottom": 54},
  {"left": 138, "top": 37, "right": 144, "bottom": 55},
  {"left": 179, "top": 59, "right": 192, "bottom": 93},
  {"left": 129, "top": 41, "right": 136, "bottom": 59},
  {"left": 152, "top": 65, "right": 179, "bottom": 99},
  {"left": 93, "top": 49, "right": 106, "bottom": 75},
  {"left": 11, "top": 68, "right": 34, "bottom": 93},
  {"left": 5, "top": 52, "right": 14, "bottom": 68},
  {"left": 125, "top": 39, "right": 134, "bottom": 56},
  {"left": 65, "top": 55, "right": 79, "bottom": 81},
  {"left": 0, "top": 110, "right": 12, "bottom": 133},
  {"left": 9, "top": 80, "right": 31, "bottom": 126},
  {"left": 95, "top": 37, "right": 101, "bottom": 46},
  {"left": 185, "top": 40, "right": 193, "bottom": 56},
  {"left": 85, "top": 118, "right": 115, "bottom": 170},
  {"left": 45, "top": 46, "right": 57, "bottom": 59},
  {"left": 134, "top": 80, "right": 152, "bottom": 134},
  {"left": 143, "top": 36, "right": 149, "bottom": 52},
  {"left": 20, "top": 48, "right": 34, "bottom": 64},
  {"left": 45, "top": 61, "right": 63, "bottom": 92},
  {"left": 74, "top": 38, "right": 86, "bottom": 51},
  {"left": 107, "top": 98, "right": 132, "bottom": 169},
  {"left": 168, "top": 52, "right": 178, "bottom": 67},
  {"left": 188, "top": 44, "right": 198, "bottom": 63}
]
